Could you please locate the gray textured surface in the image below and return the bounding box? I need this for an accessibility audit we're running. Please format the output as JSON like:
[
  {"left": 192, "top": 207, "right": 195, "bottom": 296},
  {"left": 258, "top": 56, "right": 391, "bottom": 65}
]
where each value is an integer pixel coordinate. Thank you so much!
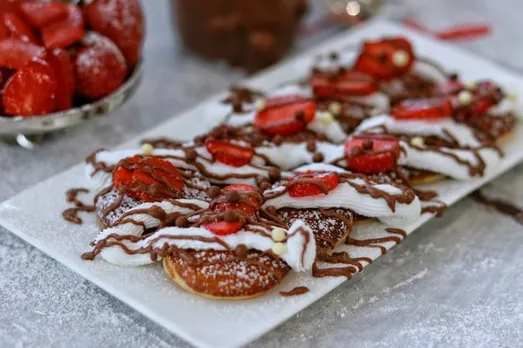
[{"left": 1, "top": 1, "right": 523, "bottom": 347}]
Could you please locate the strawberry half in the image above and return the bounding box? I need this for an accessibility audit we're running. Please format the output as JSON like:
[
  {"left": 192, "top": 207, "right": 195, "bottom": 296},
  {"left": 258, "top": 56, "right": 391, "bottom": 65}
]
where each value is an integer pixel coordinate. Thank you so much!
[
  {"left": 254, "top": 95, "right": 316, "bottom": 136},
  {"left": 215, "top": 184, "right": 260, "bottom": 215},
  {"left": 2, "top": 59, "right": 58, "bottom": 116},
  {"left": 205, "top": 138, "right": 254, "bottom": 167},
  {"left": 19, "top": 1, "right": 69, "bottom": 29},
  {"left": 43, "top": 48, "right": 76, "bottom": 111},
  {"left": 311, "top": 71, "right": 377, "bottom": 98},
  {"left": 1, "top": 12, "right": 38, "bottom": 44},
  {"left": 344, "top": 135, "right": 400, "bottom": 174},
  {"left": 42, "top": 4, "right": 84, "bottom": 49},
  {"left": 0, "top": 38, "right": 43, "bottom": 69},
  {"left": 354, "top": 37, "right": 415, "bottom": 80},
  {"left": 288, "top": 172, "right": 339, "bottom": 198},
  {"left": 73, "top": 32, "right": 127, "bottom": 99},
  {"left": 391, "top": 97, "right": 453, "bottom": 120},
  {"left": 112, "top": 156, "right": 184, "bottom": 202},
  {"left": 83, "top": 0, "right": 144, "bottom": 67},
  {"left": 203, "top": 221, "right": 243, "bottom": 236}
]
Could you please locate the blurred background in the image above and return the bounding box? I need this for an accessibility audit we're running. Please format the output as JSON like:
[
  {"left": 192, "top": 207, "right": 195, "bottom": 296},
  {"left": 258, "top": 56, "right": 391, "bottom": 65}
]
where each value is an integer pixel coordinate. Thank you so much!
[{"left": 2, "top": 0, "right": 523, "bottom": 347}]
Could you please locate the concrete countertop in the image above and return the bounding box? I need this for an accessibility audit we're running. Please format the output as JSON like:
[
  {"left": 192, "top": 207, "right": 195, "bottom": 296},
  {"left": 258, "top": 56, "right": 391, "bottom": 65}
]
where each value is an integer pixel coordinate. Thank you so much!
[{"left": 1, "top": 1, "right": 522, "bottom": 347}]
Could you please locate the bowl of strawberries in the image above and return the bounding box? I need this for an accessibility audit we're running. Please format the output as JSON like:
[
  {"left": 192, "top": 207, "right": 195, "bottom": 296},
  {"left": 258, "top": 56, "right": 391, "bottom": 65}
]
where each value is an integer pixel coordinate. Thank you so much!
[{"left": 0, "top": 0, "right": 144, "bottom": 144}]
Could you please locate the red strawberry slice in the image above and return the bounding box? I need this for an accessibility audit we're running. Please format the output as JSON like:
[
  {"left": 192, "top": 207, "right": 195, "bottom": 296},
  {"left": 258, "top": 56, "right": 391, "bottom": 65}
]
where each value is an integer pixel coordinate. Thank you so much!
[
  {"left": 83, "top": 0, "right": 144, "bottom": 67},
  {"left": 0, "top": 67, "right": 12, "bottom": 88},
  {"left": 205, "top": 138, "right": 254, "bottom": 167},
  {"left": 19, "top": 1, "right": 69, "bottom": 29},
  {"left": 344, "top": 135, "right": 400, "bottom": 174},
  {"left": 112, "top": 156, "right": 184, "bottom": 202},
  {"left": 1, "top": 12, "right": 38, "bottom": 43},
  {"left": 41, "top": 4, "right": 84, "bottom": 49},
  {"left": 391, "top": 97, "right": 453, "bottom": 120},
  {"left": 288, "top": 172, "right": 339, "bottom": 198},
  {"left": 438, "top": 81, "right": 463, "bottom": 96},
  {"left": 311, "top": 71, "right": 377, "bottom": 98},
  {"left": 0, "top": 0, "right": 21, "bottom": 14},
  {"left": 254, "top": 95, "right": 316, "bottom": 136},
  {"left": 204, "top": 221, "right": 243, "bottom": 236},
  {"left": 0, "top": 38, "right": 44, "bottom": 69},
  {"left": 43, "top": 48, "right": 75, "bottom": 111},
  {"left": 73, "top": 32, "right": 127, "bottom": 99},
  {"left": 215, "top": 184, "right": 260, "bottom": 215},
  {"left": 2, "top": 59, "right": 58, "bottom": 116},
  {"left": 354, "top": 37, "right": 415, "bottom": 80}
]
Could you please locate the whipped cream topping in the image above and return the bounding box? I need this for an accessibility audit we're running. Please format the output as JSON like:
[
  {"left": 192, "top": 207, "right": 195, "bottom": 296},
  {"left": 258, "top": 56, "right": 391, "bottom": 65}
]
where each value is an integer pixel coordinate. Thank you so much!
[
  {"left": 398, "top": 141, "right": 500, "bottom": 180},
  {"left": 308, "top": 114, "right": 347, "bottom": 143},
  {"left": 263, "top": 173, "right": 421, "bottom": 226},
  {"left": 86, "top": 148, "right": 274, "bottom": 187},
  {"left": 411, "top": 60, "right": 448, "bottom": 86},
  {"left": 92, "top": 204, "right": 316, "bottom": 272},
  {"left": 355, "top": 114, "right": 483, "bottom": 147},
  {"left": 255, "top": 141, "right": 343, "bottom": 171},
  {"left": 488, "top": 97, "right": 516, "bottom": 116}
]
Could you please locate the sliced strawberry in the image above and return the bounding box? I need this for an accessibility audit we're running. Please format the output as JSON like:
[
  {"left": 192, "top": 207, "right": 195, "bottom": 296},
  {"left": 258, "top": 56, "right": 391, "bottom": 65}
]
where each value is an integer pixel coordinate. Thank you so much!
[
  {"left": 2, "top": 59, "right": 58, "bottom": 116},
  {"left": 254, "top": 95, "right": 316, "bottom": 136},
  {"left": 43, "top": 48, "right": 75, "bottom": 111},
  {"left": 112, "top": 156, "right": 184, "bottom": 202},
  {"left": 391, "top": 97, "right": 453, "bottom": 120},
  {"left": 473, "top": 98, "right": 494, "bottom": 114},
  {"left": 205, "top": 138, "right": 254, "bottom": 167},
  {"left": 204, "top": 221, "right": 243, "bottom": 236},
  {"left": 354, "top": 37, "right": 415, "bottom": 80},
  {"left": 215, "top": 184, "right": 260, "bottom": 215},
  {"left": 41, "top": 4, "right": 84, "bottom": 49},
  {"left": 311, "top": 71, "right": 377, "bottom": 98},
  {"left": 73, "top": 32, "right": 127, "bottom": 99},
  {"left": 0, "top": 67, "right": 12, "bottom": 88},
  {"left": 344, "top": 135, "right": 400, "bottom": 174},
  {"left": 288, "top": 172, "right": 339, "bottom": 198},
  {"left": 0, "top": 39, "right": 44, "bottom": 69},
  {"left": 1, "top": 12, "right": 38, "bottom": 43},
  {"left": 438, "top": 80, "right": 463, "bottom": 96},
  {"left": 19, "top": 1, "right": 69, "bottom": 29},
  {"left": 83, "top": 0, "right": 144, "bottom": 67},
  {"left": 0, "top": 0, "right": 21, "bottom": 14}
]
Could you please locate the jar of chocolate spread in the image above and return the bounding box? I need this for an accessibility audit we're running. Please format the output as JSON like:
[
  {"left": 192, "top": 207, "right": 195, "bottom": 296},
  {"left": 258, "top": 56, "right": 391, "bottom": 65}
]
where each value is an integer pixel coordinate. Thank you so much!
[{"left": 172, "top": 0, "right": 308, "bottom": 73}]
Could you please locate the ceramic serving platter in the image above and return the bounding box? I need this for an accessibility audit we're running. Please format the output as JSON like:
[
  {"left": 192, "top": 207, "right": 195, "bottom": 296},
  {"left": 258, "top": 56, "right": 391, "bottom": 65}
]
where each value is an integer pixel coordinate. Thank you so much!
[{"left": 1, "top": 21, "right": 523, "bottom": 348}]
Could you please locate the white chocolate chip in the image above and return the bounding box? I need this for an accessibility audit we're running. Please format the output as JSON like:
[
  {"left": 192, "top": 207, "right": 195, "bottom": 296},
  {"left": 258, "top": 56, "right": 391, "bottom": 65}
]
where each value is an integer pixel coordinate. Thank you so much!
[
  {"left": 392, "top": 50, "right": 409, "bottom": 67},
  {"left": 508, "top": 91, "right": 518, "bottom": 101},
  {"left": 271, "top": 227, "right": 287, "bottom": 242},
  {"left": 271, "top": 242, "right": 287, "bottom": 256},
  {"left": 328, "top": 101, "right": 342, "bottom": 115},
  {"left": 255, "top": 99, "right": 266, "bottom": 110},
  {"left": 410, "top": 136, "right": 425, "bottom": 148},
  {"left": 141, "top": 143, "right": 154, "bottom": 156},
  {"left": 318, "top": 111, "right": 334, "bottom": 125},
  {"left": 458, "top": 90, "right": 473, "bottom": 105},
  {"left": 464, "top": 80, "right": 477, "bottom": 91}
]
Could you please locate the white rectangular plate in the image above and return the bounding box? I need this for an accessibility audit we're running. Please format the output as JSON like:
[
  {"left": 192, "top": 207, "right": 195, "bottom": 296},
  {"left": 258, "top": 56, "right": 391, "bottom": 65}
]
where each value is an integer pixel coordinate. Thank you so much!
[{"left": 1, "top": 21, "right": 523, "bottom": 348}]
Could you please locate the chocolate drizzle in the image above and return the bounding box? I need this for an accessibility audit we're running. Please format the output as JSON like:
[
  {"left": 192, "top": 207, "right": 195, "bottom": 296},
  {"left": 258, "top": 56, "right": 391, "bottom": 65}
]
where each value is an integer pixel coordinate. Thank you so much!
[
  {"left": 62, "top": 188, "right": 95, "bottom": 224},
  {"left": 473, "top": 191, "right": 523, "bottom": 225},
  {"left": 280, "top": 286, "right": 310, "bottom": 297}
]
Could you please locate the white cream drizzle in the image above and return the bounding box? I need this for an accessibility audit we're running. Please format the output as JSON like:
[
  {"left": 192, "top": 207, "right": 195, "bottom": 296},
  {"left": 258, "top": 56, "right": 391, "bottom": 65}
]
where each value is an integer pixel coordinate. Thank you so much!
[
  {"left": 86, "top": 148, "right": 275, "bottom": 187},
  {"left": 91, "top": 198, "right": 316, "bottom": 272},
  {"left": 355, "top": 114, "right": 482, "bottom": 147},
  {"left": 263, "top": 165, "right": 421, "bottom": 226},
  {"left": 255, "top": 142, "right": 343, "bottom": 171},
  {"left": 398, "top": 141, "right": 500, "bottom": 180}
]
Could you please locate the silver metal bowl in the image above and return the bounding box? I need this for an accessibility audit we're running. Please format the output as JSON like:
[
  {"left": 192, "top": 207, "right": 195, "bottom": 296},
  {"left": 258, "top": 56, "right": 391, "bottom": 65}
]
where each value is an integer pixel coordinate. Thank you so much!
[{"left": 0, "top": 60, "right": 143, "bottom": 148}]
